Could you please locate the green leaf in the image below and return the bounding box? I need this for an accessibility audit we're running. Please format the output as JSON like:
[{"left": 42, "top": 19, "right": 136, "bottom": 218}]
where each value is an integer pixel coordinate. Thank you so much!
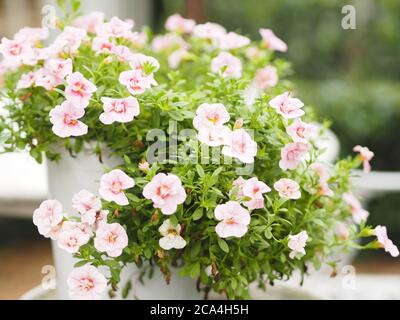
[
  {"left": 122, "top": 280, "right": 132, "bottom": 299},
  {"left": 196, "top": 164, "right": 205, "bottom": 178},
  {"left": 189, "top": 262, "right": 200, "bottom": 278},
  {"left": 192, "top": 207, "right": 203, "bottom": 221},
  {"left": 169, "top": 215, "right": 178, "bottom": 226},
  {"left": 189, "top": 241, "right": 202, "bottom": 259},
  {"left": 73, "top": 260, "right": 89, "bottom": 268},
  {"left": 217, "top": 238, "right": 229, "bottom": 253}
]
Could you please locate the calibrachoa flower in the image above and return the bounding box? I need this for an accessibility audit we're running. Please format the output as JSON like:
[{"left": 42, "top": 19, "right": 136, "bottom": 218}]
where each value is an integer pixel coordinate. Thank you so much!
[
  {"left": 54, "top": 26, "right": 87, "bottom": 55},
  {"left": 274, "top": 178, "right": 301, "bottom": 200},
  {"left": 279, "top": 142, "right": 309, "bottom": 171},
  {"left": 254, "top": 65, "right": 278, "bottom": 90},
  {"left": 143, "top": 173, "right": 186, "bottom": 215},
  {"left": 99, "top": 169, "right": 135, "bottom": 206},
  {"left": 269, "top": 92, "right": 305, "bottom": 119},
  {"left": 336, "top": 222, "right": 350, "bottom": 241},
  {"left": 193, "top": 22, "right": 226, "bottom": 43},
  {"left": 259, "top": 28, "right": 288, "bottom": 52},
  {"left": 214, "top": 201, "right": 250, "bottom": 238},
  {"left": 14, "top": 27, "right": 49, "bottom": 45},
  {"left": 112, "top": 45, "right": 134, "bottom": 62},
  {"left": 45, "top": 58, "right": 73, "bottom": 80},
  {"left": 95, "top": 16, "right": 133, "bottom": 38},
  {"left": 73, "top": 11, "right": 105, "bottom": 33},
  {"left": 222, "top": 129, "right": 258, "bottom": 164},
  {"left": 94, "top": 223, "right": 128, "bottom": 257},
  {"left": 49, "top": 100, "right": 88, "bottom": 138},
  {"left": 138, "top": 160, "right": 150, "bottom": 172},
  {"left": 67, "top": 265, "right": 107, "bottom": 300},
  {"left": 241, "top": 177, "right": 271, "bottom": 210},
  {"left": 65, "top": 72, "right": 97, "bottom": 109},
  {"left": 92, "top": 37, "right": 115, "bottom": 55},
  {"left": 119, "top": 69, "right": 154, "bottom": 95},
  {"left": 288, "top": 231, "right": 308, "bottom": 259},
  {"left": 197, "top": 125, "right": 231, "bottom": 147},
  {"left": 72, "top": 190, "right": 102, "bottom": 225},
  {"left": 129, "top": 53, "right": 160, "bottom": 73},
  {"left": 58, "top": 225, "right": 90, "bottom": 254},
  {"left": 151, "top": 33, "right": 188, "bottom": 52},
  {"left": 99, "top": 96, "right": 140, "bottom": 124},
  {"left": 16, "top": 72, "right": 36, "bottom": 90},
  {"left": 310, "top": 162, "right": 330, "bottom": 181},
  {"left": 353, "top": 145, "right": 374, "bottom": 173},
  {"left": 374, "top": 225, "right": 399, "bottom": 257},
  {"left": 35, "top": 68, "right": 62, "bottom": 90},
  {"left": 33, "top": 200, "right": 64, "bottom": 239},
  {"left": 193, "top": 103, "right": 230, "bottom": 130},
  {"left": 219, "top": 32, "right": 250, "bottom": 50},
  {"left": 168, "top": 49, "right": 188, "bottom": 69},
  {"left": 158, "top": 219, "right": 187, "bottom": 250},
  {"left": 343, "top": 193, "right": 369, "bottom": 224},
  {"left": 286, "top": 119, "right": 316, "bottom": 143},
  {"left": 165, "top": 14, "right": 195, "bottom": 34},
  {"left": 0, "top": 38, "right": 35, "bottom": 66},
  {"left": 211, "top": 51, "right": 242, "bottom": 78}
]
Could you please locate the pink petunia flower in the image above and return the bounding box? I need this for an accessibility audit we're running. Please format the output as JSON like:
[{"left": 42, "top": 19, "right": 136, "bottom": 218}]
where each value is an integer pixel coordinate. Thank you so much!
[
  {"left": 259, "top": 28, "right": 288, "bottom": 52},
  {"left": 279, "top": 142, "right": 309, "bottom": 171},
  {"left": 165, "top": 14, "right": 196, "bottom": 34},
  {"left": 222, "top": 129, "right": 258, "bottom": 164},
  {"left": 67, "top": 265, "right": 107, "bottom": 300},
  {"left": 158, "top": 219, "right": 187, "bottom": 250},
  {"left": 254, "top": 65, "right": 278, "bottom": 90},
  {"left": 343, "top": 193, "right": 369, "bottom": 224},
  {"left": 49, "top": 100, "right": 88, "bottom": 138},
  {"left": 269, "top": 92, "right": 305, "bottom": 119},
  {"left": 65, "top": 72, "right": 97, "bottom": 109},
  {"left": 241, "top": 177, "right": 271, "bottom": 210},
  {"left": 214, "top": 201, "right": 250, "bottom": 238},
  {"left": 33, "top": 199, "right": 64, "bottom": 240},
  {"left": 129, "top": 53, "right": 160, "bottom": 73},
  {"left": 99, "top": 96, "right": 140, "bottom": 125},
  {"left": 58, "top": 224, "right": 91, "bottom": 253},
  {"left": 73, "top": 12, "right": 105, "bottom": 33},
  {"left": 112, "top": 45, "right": 134, "bottom": 62},
  {"left": 211, "top": 51, "right": 242, "bottom": 78},
  {"left": 288, "top": 231, "right": 308, "bottom": 259},
  {"left": 95, "top": 16, "right": 133, "bottom": 38},
  {"left": 143, "top": 173, "right": 186, "bottom": 215},
  {"left": 92, "top": 37, "right": 115, "bottom": 55},
  {"left": 374, "top": 225, "right": 399, "bottom": 257},
  {"left": 219, "top": 32, "right": 250, "bottom": 50},
  {"left": 94, "top": 223, "right": 128, "bottom": 257},
  {"left": 72, "top": 190, "right": 102, "bottom": 225},
  {"left": 45, "top": 58, "right": 73, "bottom": 80},
  {"left": 16, "top": 72, "right": 36, "bottom": 90},
  {"left": 353, "top": 145, "right": 374, "bottom": 173},
  {"left": 34, "top": 68, "right": 63, "bottom": 91},
  {"left": 193, "top": 22, "right": 227, "bottom": 43},
  {"left": 286, "top": 119, "right": 316, "bottom": 143},
  {"left": 197, "top": 125, "right": 231, "bottom": 147},
  {"left": 274, "top": 178, "right": 301, "bottom": 200},
  {"left": 0, "top": 37, "right": 36, "bottom": 66},
  {"left": 119, "top": 69, "right": 154, "bottom": 95},
  {"left": 193, "top": 103, "right": 230, "bottom": 130},
  {"left": 99, "top": 169, "right": 135, "bottom": 206}
]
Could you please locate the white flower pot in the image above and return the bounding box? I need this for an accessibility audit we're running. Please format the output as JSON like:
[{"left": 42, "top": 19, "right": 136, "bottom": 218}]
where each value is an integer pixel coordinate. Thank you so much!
[{"left": 46, "top": 146, "right": 202, "bottom": 300}]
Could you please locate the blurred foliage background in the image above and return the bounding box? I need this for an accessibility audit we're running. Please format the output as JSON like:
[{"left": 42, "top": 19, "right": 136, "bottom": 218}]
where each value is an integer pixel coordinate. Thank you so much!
[{"left": 156, "top": 0, "right": 400, "bottom": 259}]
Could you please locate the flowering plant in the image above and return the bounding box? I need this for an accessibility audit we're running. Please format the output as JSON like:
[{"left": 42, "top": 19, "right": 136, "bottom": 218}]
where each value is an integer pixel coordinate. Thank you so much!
[{"left": 0, "top": 2, "right": 398, "bottom": 300}]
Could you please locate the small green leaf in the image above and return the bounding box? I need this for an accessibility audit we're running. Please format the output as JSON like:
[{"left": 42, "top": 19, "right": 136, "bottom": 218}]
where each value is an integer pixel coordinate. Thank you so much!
[
  {"left": 196, "top": 164, "right": 205, "bottom": 178},
  {"left": 217, "top": 238, "right": 229, "bottom": 253},
  {"left": 192, "top": 207, "right": 203, "bottom": 221},
  {"left": 169, "top": 215, "right": 178, "bottom": 226}
]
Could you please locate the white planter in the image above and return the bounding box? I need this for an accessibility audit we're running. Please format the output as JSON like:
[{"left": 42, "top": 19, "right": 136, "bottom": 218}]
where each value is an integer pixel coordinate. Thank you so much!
[{"left": 46, "top": 145, "right": 202, "bottom": 300}]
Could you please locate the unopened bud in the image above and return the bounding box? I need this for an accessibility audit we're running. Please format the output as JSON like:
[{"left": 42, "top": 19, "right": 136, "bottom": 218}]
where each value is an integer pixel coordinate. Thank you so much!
[
  {"left": 139, "top": 160, "right": 149, "bottom": 172},
  {"left": 234, "top": 118, "right": 244, "bottom": 129}
]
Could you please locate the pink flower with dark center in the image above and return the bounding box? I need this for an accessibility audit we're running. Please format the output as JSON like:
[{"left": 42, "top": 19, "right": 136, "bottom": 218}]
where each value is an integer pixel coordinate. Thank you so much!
[
  {"left": 259, "top": 28, "right": 288, "bottom": 52},
  {"left": 214, "top": 201, "right": 250, "bottom": 238},
  {"left": 269, "top": 92, "right": 305, "bottom": 119},
  {"left": 222, "top": 129, "right": 258, "bottom": 164},
  {"left": 99, "top": 96, "right": 140, "bottom": 124},
  {"left": 353, "top": 145, "right": 374, "bottom": 173},
  {"left": 211, "top": 52, "right": 242, "bottom": 78},
  {"left": 73, "top": 12, "right": 105, "bottom": 33},
  {"left": 374, "top": 225, "right": 399, "bottom": 257},
  {"left": 165, "top": 14, "right": 196, "bottom": 34},
  {"left": 274, "top": 178, "right": 301, "bottom": 200},
  {"left": 119, "top": 69, "right": 155, "bottom": 95},
  {"left": 0, "top": 37, "right": 36, "bottom": 66},
  {"left": 33, "top": 199, "right": 64, "bottom": 240},
  {"left": 72, "top": 190, "right": 102, "bottom": 225},
  {"left": 279, "top": 142, "right": 309, "bottom": 171},
  {"left": 288, "top": 231, "right": 308, "bottom": 259},
  {"left": 49, "top": 100, "right": 88, "bottom": 138},
  {"left": 94, "top": 223, "right": 128, "bottom": 257},
  {"left": 65, "top": 72, "right": 97, "bottom": 108},
  {"left": 254, "top": 65, "right": 278, "bottom": 90},
  {"left": 99, "top": 169, "right": 135, "bottom": 206},
  {"left": 143, "top": 173, "right": 186, "bottom": 215},
  {"left": 286, "top": 119, "right": 316, "bottom": 143},
  {"left": 67, "top": 265, "right": 107, "bottom": 300}
]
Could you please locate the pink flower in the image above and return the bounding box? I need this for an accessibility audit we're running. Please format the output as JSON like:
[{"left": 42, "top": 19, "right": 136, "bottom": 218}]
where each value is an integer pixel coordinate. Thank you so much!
[
  {"left": 353, "top": 145, "right": 374, "bottom": 173},
  {"left": 374, "top": 225, "right": 399, "bottom": 257},
  {"left": 336, "top": 222, "right": 350, "bottom": 241},
  {"left": 45, "top": 58, "right": 73, "bottom": 80},
  {"left": 193, "top": 103, "right": 230, "bottom": 130},
  {"left": 259, "top": 28, "right": 288, "bottom": 52},
  {"left": 165, "top": 14, "right": 196, "bottom": 34},
  {"left": 168, "top": 49, "right": 188, "bottom": 69},
  {"left": 231, "top": 176, "right": 246, "bottom": 198},
  {"left": 288, "top": 231, "right": 308, "bottom": 259},
  {"left": 99, "top": 169, "right": 135, "bottom": 206},
  {"left": 112, "top": 45, "right": 134, "bottom": 62},
  {"left": 33, "top": 199, "right": 64, "bottom": 239},
  {"left": 34, "top": 68, "right": 63, "bottom": 90},
  {"left": 126, "top": 31, "right": 148, "bottom": 48},
  {"left": 193, "top": 22, "right": 226, "bottom": 43},
  {"left": 129, "top": 53, "right": 160, "bottom": 73},
  {"left": 49, "top": 100, "right": 88, "bottom": 138},
  {"left": 286, "top": 119, "right": 316, "bottom": 143},
  {"left": 279, "top": 142, "right": 309, "bottom": 171},
  {"left": 245, "top": 46, "right": 265, "bottom": 60},
  {"left": 119, "top": 69, "right": 154, "bottom": 95},
  {"left": 92, "top": 37, "right": 115, "bottom": 55},
  {"left": 72, "top": 190, "right": 102, "bottom": 225},
  {"left": 0, "top": 38, "right": 35, "bottom": 66},
  {"left": 99, "top": 96, "right": 140, "bottom": 125},
  {"left": 197, "top": 125, "right": 231, "bottom": 147},
  {"left": 242, "top": 177, "right": 271, "bottom": 210},
  {"left": 143, "top": 173, "right": 186, "bottom": 215},
  {"left": 151, "top": 34, "right": 188, "bottom": 52},
  {"left": 139, "top": 160, "right": 150, "bottom": 172},
  {"left": 274, "top": 178, "right": 301, "bottom": 200},
  {"left": 343, "top": 193, "right": 369, "bottom": 224},
  {"left": 65, "top": 72, "right": 97, "bottom": 109},
  {"left": 54, "top": 27, "right": 87, "bottom": 54},
  {"left": 16, "top": 72, "right": 36, "bottom": 90},
  {"left": 95, "top": 16, "right": 133, "bottom": 38},
  {"left": 58, "top": 225, "right": 90, "bottom": 254},
  {"left": 219, "top": 32, "right": 250, "bottom": 50},
  {"left": 73, "top": 12, "right": 105, "bottom": 33},
  {"left": 214, "top": 201, "right": 250, "bottom": 238},
  {"left": 94, "top": 223, "right": 128, "bottom": 257},
  {"left": 269, "top": 92, "right": 305, "bottom": 119},
  {"left": 254, "top": 65, "right": 278, "bottom": 90},
  {"left": 310, "top": 162, "right": 330, "bottom": 182},
  {"left": 67, "top": 265, "right": 107, "bottom": 300},
  {"left": 318, "top": 181, "right": 334, "bottom": 197},
  {"left": 222, "top": 129, "right": 258, "bottom": 164},
  {"left": 158, "top": 219, "right": 187, "bottom": 250},
  {"left": 211, "top": 52, "right": 242, "bottom": 78},
  {"left": 14, "top": 27, "right": 49, "bottom": 45}
]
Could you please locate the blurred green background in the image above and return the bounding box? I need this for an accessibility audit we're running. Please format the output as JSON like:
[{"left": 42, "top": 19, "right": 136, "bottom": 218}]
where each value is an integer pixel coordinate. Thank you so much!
[{"left": 157, "top": 0, "right": 400, "bottom": 260}]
